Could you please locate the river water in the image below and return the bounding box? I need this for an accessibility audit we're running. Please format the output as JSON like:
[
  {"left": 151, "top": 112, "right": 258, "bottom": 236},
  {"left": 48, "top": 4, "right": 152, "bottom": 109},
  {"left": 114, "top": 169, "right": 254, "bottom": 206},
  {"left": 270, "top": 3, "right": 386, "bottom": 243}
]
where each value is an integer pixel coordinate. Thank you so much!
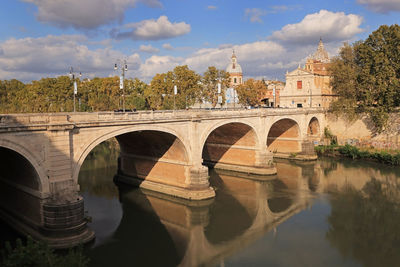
[
  {"left": 76, "top": 144, "right": 400, "bottom": 267},
  {"left": 1, "top": 143, "right": 400, "bottom": 267}
]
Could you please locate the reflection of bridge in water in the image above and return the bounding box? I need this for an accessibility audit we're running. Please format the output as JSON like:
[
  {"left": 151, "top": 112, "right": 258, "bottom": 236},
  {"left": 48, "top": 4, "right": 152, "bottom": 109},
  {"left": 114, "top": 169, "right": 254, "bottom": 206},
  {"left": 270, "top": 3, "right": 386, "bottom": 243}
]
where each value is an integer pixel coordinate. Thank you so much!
[
  {"left": 87, "top": 160, "right": 322, "bottom": 267},
  {"left": 0, "top": 108, "right": 324, "bottom": 247}
]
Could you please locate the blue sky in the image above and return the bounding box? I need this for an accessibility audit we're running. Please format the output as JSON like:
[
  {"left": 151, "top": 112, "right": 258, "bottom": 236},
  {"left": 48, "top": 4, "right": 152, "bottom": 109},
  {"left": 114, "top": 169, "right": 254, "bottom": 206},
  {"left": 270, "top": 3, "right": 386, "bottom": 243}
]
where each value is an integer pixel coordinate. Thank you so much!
[{"left": 0, "top": 0, "right": 399, "bottom": 82}]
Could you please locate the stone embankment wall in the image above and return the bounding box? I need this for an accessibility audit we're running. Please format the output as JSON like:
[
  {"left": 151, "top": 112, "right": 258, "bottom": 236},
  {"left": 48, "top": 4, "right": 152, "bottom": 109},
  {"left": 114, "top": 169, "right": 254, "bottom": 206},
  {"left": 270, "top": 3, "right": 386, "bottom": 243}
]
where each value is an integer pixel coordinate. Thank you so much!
[{"left": 325, "top": 113, "right": 400, "bottom": 149}]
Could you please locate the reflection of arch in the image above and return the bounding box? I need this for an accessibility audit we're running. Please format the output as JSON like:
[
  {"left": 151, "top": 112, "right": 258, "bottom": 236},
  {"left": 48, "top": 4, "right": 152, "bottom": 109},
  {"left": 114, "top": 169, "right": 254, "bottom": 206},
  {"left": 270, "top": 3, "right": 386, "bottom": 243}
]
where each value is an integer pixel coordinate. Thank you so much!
[
  {"left": 267, "top": 119, "right": 301, "bottom": 153},
  {"left": 267, "top": 179, "right": 293, "bottom": 213},
  {"left": 73, "top": 125, "right": 190, "bottom": 183},
  {"left": 202, "top": 122, "right": 259, "bottom": 168},
  {"left": 0, "top": 139, "right": 49, "bottom": 194},
  {"left": 307, "top": 117, "right": 320, "bottom": 137},
  {"left": 88, "top": 187, "right": 183, "bottom": 267},
  {"left": 205, "top": 172, "right": 254, "bottom": 245}
]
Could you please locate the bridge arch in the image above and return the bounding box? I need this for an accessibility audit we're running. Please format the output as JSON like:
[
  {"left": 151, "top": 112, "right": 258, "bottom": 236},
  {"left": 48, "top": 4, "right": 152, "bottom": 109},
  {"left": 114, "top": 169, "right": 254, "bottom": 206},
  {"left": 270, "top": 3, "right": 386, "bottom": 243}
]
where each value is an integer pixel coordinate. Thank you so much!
[
  {"left": 200, "top": 119, "right": 260, "bottom": 150},
  {"left": 266, "top": 118, "right": 302, "bottom": 154},
  {"left": 0, "top": 139, "right": 49, "bottom": 194},
  {"left": 73, "top": 125, "right": 191, "bottom": 184},
  {"left": 307, "top": 117, "right": 320, "bottom": 137},
  {"left": 201, "top": 121, "right": 260, "bottom": 170}
]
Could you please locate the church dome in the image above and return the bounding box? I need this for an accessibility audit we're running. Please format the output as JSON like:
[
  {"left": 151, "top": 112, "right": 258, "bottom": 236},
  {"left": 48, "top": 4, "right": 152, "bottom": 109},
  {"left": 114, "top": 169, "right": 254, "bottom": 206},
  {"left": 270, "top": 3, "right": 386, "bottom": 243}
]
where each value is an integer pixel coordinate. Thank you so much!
[
  {"left": 311, "top": 38, "right": 330, "bottom": 63},
  {"left": 226, "top": 51, "right": 242, "bottom": 74}
]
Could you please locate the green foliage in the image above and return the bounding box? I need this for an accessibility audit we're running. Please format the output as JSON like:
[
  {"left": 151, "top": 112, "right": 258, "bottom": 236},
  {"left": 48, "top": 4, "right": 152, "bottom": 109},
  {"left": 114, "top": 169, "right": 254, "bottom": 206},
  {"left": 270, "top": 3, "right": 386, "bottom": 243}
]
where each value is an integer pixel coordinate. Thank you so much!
[
  {"left": 338, "top": 144, "right": 360, "bottom": 159},
  {"left": 1, "top": 236, "right": 89, "bottom": 267},
  {"left": 314, "top": 145, "right": 337, "bottom": 155},
  {"left": 324, "top": 127, "right": 337, "bottom": 145},
  {"left": 330, "top": 24, "right": 400, "bottom": 132},
  {"left": 0, "top": 76, "right": 151, "bottom": 113},
  {"left": 147, "top": 65, "right": 201, "bottom": 110},
  {"left": 200, "top": 66, "right": 229, "bottom": 107},
  {"left": 336, "top": 144, "right": 400, "bottom": 165}
]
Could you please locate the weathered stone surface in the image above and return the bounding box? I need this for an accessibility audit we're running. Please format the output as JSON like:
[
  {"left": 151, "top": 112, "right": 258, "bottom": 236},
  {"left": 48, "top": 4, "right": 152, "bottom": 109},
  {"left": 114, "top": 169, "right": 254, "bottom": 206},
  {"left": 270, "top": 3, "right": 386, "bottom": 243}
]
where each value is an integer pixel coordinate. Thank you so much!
[{"left": 0, "top": 108, "right": 325, "bottom": 247}]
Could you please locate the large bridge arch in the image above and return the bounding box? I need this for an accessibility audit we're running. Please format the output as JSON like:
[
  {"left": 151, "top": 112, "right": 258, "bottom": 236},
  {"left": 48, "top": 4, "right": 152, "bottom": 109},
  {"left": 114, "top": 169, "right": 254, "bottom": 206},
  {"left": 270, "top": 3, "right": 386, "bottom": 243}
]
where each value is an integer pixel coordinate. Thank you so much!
[
  {"left": 266, "top": 118, "right": 302, "bottom": 154},
  {"left": 73, "top": 125, "right": 191, "bottom": 183},
  {"left": 0, "top": 139, "right": 49, "bottom": 195},
  {"left": 201, "top": 120, "right": 261, "bottom": 172},
  {"left": 200, "top": 119, "right": 260, "bottom": 150}
]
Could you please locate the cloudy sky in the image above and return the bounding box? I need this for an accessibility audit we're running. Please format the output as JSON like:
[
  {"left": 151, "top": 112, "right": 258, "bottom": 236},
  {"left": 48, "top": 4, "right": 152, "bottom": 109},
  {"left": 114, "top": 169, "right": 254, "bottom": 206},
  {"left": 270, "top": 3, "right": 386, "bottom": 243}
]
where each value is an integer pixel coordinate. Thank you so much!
[{"left": 0, "top": 0, "right": 399, "bottom": 82}]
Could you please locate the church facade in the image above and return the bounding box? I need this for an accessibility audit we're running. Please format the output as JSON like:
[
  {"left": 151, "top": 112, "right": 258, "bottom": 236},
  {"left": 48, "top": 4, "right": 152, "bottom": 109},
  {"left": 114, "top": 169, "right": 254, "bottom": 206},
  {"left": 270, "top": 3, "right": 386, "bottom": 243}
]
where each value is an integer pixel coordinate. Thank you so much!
[
  {"left": 225, "top": 51, "right": 243, "bottom": 106},
  {"left": 280, "top": 39, "right": 335, "bottom": 108}
]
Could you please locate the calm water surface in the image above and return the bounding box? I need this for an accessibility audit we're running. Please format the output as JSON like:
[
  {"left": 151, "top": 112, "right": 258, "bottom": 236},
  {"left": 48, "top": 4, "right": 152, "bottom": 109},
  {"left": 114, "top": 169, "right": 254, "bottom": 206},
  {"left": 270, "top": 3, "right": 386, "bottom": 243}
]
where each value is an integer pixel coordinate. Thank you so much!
[{"left": 58, "top": 146, "right": 400, "bottom": 266}]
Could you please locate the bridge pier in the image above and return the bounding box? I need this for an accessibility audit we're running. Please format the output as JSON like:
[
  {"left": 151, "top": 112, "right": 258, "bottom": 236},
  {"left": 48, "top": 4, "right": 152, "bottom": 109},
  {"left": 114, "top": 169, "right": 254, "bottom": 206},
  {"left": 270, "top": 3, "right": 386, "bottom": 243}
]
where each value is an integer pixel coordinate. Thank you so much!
[
  {"left": 203, "top": 147, "right": 277, "bottom": 176},
  {"left": 115, "top": 162, "right": 215, "bottom": 201}
]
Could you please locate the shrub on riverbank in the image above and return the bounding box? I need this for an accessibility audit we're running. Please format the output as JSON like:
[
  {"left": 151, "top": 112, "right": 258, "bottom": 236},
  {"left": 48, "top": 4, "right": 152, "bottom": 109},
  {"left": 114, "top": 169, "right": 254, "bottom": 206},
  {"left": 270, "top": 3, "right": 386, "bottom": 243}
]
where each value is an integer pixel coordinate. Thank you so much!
[
  {"left": 315, "top": 144, "right": 400, "bottom": 166},
  {"left": 1, "top": 236, "right": 89, "bottom": 267}
]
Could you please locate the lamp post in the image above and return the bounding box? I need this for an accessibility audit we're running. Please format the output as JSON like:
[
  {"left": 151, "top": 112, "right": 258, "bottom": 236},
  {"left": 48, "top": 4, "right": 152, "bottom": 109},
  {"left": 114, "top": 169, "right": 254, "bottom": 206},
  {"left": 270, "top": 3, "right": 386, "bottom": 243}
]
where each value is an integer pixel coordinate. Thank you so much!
[
  {"left": 114, "top": 60, "right": 128, "bottom": 112},
  {"left": 69, "top": 67, "right": 81, "bottom": 112},
  {"left": 173, "top": 84, "right": 177, "bottom": 111},
  {"left": 217, "top": 81, "right": 222, "bottom": 108}
]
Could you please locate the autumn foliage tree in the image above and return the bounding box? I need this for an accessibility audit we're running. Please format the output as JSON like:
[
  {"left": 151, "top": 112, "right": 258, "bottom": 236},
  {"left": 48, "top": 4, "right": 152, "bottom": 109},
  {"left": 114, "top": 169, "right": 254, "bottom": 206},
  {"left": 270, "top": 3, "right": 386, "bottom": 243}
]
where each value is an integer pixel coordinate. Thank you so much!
[
  {"left": 235, "top": 78, "right": 267, "bottom": 107},
  {"left": 147, "top": 65, "right": 201, "bottom": 110},
  {"left": 200, "top": 66, "right": 230, "bottom": 107}
]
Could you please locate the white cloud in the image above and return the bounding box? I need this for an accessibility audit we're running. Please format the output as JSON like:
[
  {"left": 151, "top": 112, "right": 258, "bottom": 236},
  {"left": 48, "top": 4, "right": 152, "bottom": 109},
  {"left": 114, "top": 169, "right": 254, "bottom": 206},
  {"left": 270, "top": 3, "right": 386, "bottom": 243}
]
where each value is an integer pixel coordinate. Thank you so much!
[
  {"left": 22, "top": 0, "right": 162, "bottom": 29},
  {"left": 270, "top": 10, "right": 364, "bottom": 45},
  {"left": 245, "top": 8, "right": 267, "bottom": 23},
  {"left": 138, "top": 55, "right": 182, "bottom": 78},
  {"left": 162, "top": 43, "right": 174, "bottom": 50},
  {"left": 0, "top": 35, "right": 141, "bottom": 81},
  {"left": 270, "top": 5, "right": 301, "bottom": 13},
  {"left": 137, "top": 41, "right": 287, "bottom": 80},
  {"left": 139, "top": 44, "right": 159, "bottom": 53},
  {"left": 357, "top": 0, "right": 400, "bottom": 13},
  {"left": 113, "top": 16, "right": 191, "bottom": 40},
  {"left": 207, "top": 5, "right": 217, "bottom": 10}
]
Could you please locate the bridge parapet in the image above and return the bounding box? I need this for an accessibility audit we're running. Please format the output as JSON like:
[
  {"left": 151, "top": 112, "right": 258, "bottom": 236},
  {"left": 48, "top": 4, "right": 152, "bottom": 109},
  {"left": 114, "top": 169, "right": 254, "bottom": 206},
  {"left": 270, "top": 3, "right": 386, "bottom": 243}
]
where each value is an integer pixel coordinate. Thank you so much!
[{"left": 0, "top": 108, "right": 325, "bottom": 128}]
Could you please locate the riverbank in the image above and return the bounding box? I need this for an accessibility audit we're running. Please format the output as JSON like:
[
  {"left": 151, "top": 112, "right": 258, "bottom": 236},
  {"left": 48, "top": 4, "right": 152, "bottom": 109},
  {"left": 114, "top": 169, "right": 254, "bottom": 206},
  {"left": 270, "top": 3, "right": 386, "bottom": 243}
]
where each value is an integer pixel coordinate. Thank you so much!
[{"left": 315, "top": 144, "right": 400, "bottom": 166}]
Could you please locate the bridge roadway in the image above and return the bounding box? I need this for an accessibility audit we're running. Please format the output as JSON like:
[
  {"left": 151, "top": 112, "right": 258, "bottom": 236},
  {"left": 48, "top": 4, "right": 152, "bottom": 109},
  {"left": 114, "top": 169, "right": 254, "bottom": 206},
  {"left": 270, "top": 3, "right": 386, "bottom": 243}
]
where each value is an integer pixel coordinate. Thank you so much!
[{"left": 0, "top": 108, "right": 325, "bottom": 247}]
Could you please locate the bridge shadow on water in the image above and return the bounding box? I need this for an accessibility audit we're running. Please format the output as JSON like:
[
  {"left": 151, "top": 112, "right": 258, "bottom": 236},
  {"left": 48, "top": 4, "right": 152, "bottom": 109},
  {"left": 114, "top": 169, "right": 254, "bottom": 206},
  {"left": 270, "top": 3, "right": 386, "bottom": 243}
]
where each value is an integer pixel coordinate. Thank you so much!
[
  {"left": 80, "top": 160, "right": 302, "bottom": 266},
  {"left": 86, "top": 185, "right": 183, "bottom": 267}
]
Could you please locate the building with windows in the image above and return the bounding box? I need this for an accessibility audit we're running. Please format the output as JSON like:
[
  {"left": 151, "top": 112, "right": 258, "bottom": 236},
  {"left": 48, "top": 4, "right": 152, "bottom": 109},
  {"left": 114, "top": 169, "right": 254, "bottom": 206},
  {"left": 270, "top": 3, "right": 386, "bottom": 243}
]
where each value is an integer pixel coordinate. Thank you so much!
[
  {"left": 225, "top": 50, "right": 243, "bottom": 106},
  {"left": 280, "top": 39, "right": 334, "bottom": 108},
  {"left": 226, "top": 50, "right": 243, "bottom": 87},
  {"left": 261, "top": 80, "right": 285, "bottom": 107}
]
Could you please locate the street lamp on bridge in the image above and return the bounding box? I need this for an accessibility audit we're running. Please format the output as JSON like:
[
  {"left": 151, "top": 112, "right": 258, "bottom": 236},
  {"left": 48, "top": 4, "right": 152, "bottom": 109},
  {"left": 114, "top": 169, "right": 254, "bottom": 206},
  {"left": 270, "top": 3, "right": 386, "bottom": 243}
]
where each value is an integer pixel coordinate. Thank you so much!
[
  {"left": 69, "top": 67, "right": 81, "bottom": 112},
  {"left": 114, "top": 60, "right": 128, "bottom": 112}
]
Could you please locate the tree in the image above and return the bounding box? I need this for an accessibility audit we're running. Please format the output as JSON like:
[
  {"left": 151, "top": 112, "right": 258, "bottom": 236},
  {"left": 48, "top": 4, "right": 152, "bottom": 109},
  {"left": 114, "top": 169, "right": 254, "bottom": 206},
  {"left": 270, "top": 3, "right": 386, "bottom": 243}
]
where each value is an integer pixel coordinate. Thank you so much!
[
  {"left": 329, "top": 42, "right": 360, "bottom": 118},
  {"left": 147, "top": 65, "right": 201, "bottom": 110},
  {"left": 330, "top": 24, "right": 400, "bottom": 131},
  {"left": 125, "top": 78, "right": 149, "bottom": 110},
  {"left": 200, "top": 66, "right": 230, "bottom": 107},
  {"left": 356, "top": 24, "right": 400, "bottom": 130},
  {"left": 235, "top": 78, "right": 267, "bottom": 107}
]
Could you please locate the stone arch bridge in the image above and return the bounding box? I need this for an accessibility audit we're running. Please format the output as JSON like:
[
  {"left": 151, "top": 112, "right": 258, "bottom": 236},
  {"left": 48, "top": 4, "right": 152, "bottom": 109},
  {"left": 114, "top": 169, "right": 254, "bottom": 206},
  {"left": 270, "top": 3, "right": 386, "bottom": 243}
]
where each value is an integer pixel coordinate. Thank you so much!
[{"left": 0, "top": 108, "right": 324, "bottom": 247}]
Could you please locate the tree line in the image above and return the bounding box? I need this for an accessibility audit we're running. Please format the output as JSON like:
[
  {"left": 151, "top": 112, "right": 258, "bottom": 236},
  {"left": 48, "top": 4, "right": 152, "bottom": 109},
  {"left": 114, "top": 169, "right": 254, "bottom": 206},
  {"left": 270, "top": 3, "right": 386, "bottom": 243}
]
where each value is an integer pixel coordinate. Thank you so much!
[
  {"left": 0, "top": 66, "right": 234, "bottom": 113},
  {"left": 330, "top": 24, "right": 400, "bottom": 131}
]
